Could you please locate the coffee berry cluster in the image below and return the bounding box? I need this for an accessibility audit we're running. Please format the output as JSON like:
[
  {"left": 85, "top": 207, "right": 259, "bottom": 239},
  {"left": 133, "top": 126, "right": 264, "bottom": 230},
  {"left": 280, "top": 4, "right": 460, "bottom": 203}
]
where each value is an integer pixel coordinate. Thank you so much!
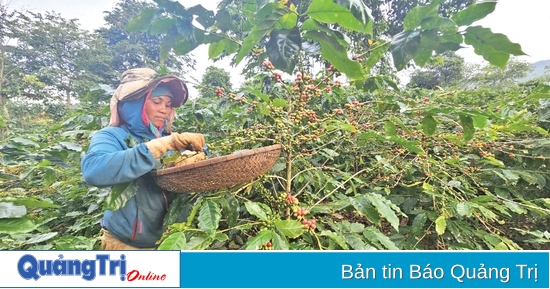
[
  {"left": 259, "top": 241, "right": 273, "bottom": 250},
  {"left": 214, "top": 87, "right": 225, "bottom": 97},
  {"left": 301, "top": 218, "right": 316, "bottom": 230},
  {"left": 284, "top": 193, "right": 299, "bottom": 205}
]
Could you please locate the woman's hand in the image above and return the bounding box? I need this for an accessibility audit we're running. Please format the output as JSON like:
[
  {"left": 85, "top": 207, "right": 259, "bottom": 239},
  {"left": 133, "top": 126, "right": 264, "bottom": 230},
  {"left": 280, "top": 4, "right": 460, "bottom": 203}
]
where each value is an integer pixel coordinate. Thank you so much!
[{"left": 146, "top": 133, "right": 205, "bottom": 158}]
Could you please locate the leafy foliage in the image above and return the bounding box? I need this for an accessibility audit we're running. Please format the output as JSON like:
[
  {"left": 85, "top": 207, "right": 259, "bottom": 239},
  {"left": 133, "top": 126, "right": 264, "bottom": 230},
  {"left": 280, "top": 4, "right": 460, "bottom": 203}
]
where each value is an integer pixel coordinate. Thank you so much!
[
  {"left": 0, "top": 0, "right": 547, "bottom": 252},
  {"left": 96, "top": 0, "right": 197, "bottom": 87},
  {"left": 8, "top": 11, "right": 110, "bottom": 104}
]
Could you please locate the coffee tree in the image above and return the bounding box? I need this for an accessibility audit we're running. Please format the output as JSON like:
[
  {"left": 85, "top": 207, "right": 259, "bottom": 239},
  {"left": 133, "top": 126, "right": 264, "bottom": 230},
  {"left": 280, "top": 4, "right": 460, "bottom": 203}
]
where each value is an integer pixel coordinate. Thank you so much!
[
  {"left": 117, "top": 0, "right": 550, "bottom": 251},
  {"left": 2, "top": 0, "right": 548, "bottom": 251}
]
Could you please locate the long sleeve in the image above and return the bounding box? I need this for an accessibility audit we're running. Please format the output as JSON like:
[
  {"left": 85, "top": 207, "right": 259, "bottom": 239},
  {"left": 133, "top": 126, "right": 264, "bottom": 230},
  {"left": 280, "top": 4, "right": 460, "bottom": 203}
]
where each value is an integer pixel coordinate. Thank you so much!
[{"left": 81, "top": 128, "right": 158, "bottom": 188}]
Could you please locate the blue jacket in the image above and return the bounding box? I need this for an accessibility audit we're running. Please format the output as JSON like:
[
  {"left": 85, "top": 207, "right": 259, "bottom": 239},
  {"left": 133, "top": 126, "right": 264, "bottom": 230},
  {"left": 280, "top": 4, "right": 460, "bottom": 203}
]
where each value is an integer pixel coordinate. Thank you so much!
[{"left": 81, "top": 96, "right": 179, "bottom": 248}]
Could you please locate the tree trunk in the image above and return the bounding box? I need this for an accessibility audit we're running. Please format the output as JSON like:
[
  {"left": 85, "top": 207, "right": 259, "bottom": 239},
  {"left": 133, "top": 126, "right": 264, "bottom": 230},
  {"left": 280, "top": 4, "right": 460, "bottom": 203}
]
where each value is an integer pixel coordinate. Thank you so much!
[
  {"left": 66, "top": 87, "right": 71, "bottom": 105},
  {"left": 0, "top": 45, "right": 9, "bottom": 120}
]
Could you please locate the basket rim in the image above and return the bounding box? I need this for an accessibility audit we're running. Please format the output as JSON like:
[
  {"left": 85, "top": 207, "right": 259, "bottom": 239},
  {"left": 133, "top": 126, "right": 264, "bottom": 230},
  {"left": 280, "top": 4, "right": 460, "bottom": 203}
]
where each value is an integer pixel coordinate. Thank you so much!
[{"left": 150, "top": 144, "right": 283, "bottom": 177}]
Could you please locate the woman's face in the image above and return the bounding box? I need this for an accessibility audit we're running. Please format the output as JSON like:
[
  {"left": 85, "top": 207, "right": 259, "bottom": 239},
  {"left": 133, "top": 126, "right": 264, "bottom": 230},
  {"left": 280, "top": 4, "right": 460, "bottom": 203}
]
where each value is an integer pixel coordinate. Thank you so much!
[{"left": 145, "top": 96, "right": 172, "bottom": 127}]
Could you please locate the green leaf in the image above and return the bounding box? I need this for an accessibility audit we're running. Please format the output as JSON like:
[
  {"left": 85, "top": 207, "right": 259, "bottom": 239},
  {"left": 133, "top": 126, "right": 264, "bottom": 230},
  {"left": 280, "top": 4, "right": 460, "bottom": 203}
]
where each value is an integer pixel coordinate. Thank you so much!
[
  {"left": 350, "top": 223, "right": 365, "bottom": 233},
  {"left": 208, "top": 40, "right": 226, "bottom": 59},
  {"left": 266, "top": 28, "right": 301, "bottom": 74},
  {"left": 274, "top": 219, "right": 304, "bottom": 238},
  {"left": 365, "top": 42, "right": 390, "bottom": 73},
  {"left": 150, "top": 18, "right": 176, "bottom": 35},
  {"left": 456, "top": 202, "right": 472, "bottom": 217},
  {"left": 105, "top": 180, "right": 138, "bottom": 211},
  {"left": 214, "top": 232, "right": 229, "bottom": 242},
  {"left": 471, "top": 195, "right": 494, "bottom": 203},
  {"left": 0, "top": 172, "right": 18, "bottom": 180},
  {"left": 451, "top": 1, "right": 497, "bottom": 26},
  {"left": 160, "top": 26, "right": 178, "bottom": 64},
  {"left": 321, "top": 148, "right": 339, "bottom": 158},
  {"left": 303, "top": 31, "right": 363, "bottom": 79},
  {"left": 414, "top": 31, "right": 439, "bottom": 67},
  {"left": 481, "top": 156, "right": 505, "bottom": 168},
  {"left": 503, "top": 201, "right": 527, "bottom": 215},
  {"left": 384, "top": 121, "right": 397, "bottom": 136},
  {"left": 19, "top": 167, "right": 36, "bottom": 180},
  {"left": 235, "top": 8, "right": 287, "bottom": 64},
  {"left": 0, "top": 202, "right": 27, "bottom": 218},
  {"left": 528, "top": 84, "right": 550, "bottom": 100},
  {"left": 197, "top": 200, "right": 221, "bottom": 236},
  {"left": 360, "top": 75, "right": 399, "bottom": 92},
  {"left": 186, "top": 5, "right": 215, "bottom": 28},
  {"left": 245, "top": 202, "right": 269, "bottom": 221},
  {"left": 274, "top": 11, "right": 298, "bottom": 30},
  {"left": 366, "top": 193, "right": 400, "bottom": 231},
  {"left": 245, "top": 230, "right": 273, "bottom": 250},
  {"left": 334, "top": 0, "right": 373, "bottom": 34},
  {"left": 349, "top": 195, "right": 380, "bottom": 225},
  {"left": 411, "top": 212, "right": 427, "bottom": 234},
  {"left": 154, "top": 0, "right": 188, "bottom": 16},
  {"left": 516, "top": 171, "right": 539, "bottom": 186},
  {"left": 11, "top": 137, "right": 39, "bottom": 148},
  {"left": 272, "top": 98, "right": 288, "bottom": 107},
  {"left": 270, "top": 161, "right": 286, "bottom": 173},
  {"left": 307, "top": 0, "right": 371, "bottom": 34},
  {"left": 221, "top": 195, "right": 239, "bottom": 227},
  {"left": 343, "top": 233, "right": 371, "bottom": 250},
  {"left": 125, "top": 8, "right": 157, "bottom": 32},
  {"left": 420, "top": 16, "right": 458, "bottom": 34},
  {"left": 435, "top": 215, "right": 447, "bottom": 235},
  {"left": 215, "top": 9, "right": 232, "bottom": 32},
  {"left": 0, "top": 217, "right": 36, "bottom": 234},
  {"left": 301, "top": 19, "right": 349, "bottom": 48},
  {"left": 0, "top": 197, "right": 58, "bottom": 209},
  {"left": 391, "top": 30, "right": 421, "bottom": 71},
  {"left": 272, "top": 230, "right": 289, "bottom": 250},
  {"left": 472, "top": 115, "right": 488, "bottom": 128},
  {"left": 402, "top": 0, "right": 444, "bottom": 30},
  {"left": 363, "top": 227, "right": 399, "bottom": 250},
  {"left": 26, "top": 232, "right": 58, "bottom": 245},
  {"left": 459, "top": 114, "right": 475, "bottom": 141},
  {"left": 386, "top": 135, "right": 424, "bottom": 155},
  {"left": 421, "top": 115, "right": 437, "bottom": 136},
  {"left": 320, "top": 230, "right": 348, "bottom": 249},
  {"left": 464, "top": 26, "right": 526, "bottom": 69},
  {"left": 505, "top": 124, "right": 548, "bottom": 136},
  {"left": 158, "top": 232, "right": 187, "bottom": 250},
  {"left": 334, "top": 0, "right": 372, "bottom": 23},
  {"left": 183, "top": 234, "right": 213, "bottom": 250},
  {"left": 440, "top": 32, "right": 463, "bottom": 44},
  {"left": 44, "top": 168, "right": 56, "bottom": 186},
  {"left": 172, "top": 24, "right": 205, "bottom": 55}
]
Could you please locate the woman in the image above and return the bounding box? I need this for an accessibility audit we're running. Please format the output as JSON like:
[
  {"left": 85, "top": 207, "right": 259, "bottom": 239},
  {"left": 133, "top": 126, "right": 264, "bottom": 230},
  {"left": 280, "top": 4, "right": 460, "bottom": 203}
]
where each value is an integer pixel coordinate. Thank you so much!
[{"left": 81, "top": 68, "right": 205, "bottom": 250}]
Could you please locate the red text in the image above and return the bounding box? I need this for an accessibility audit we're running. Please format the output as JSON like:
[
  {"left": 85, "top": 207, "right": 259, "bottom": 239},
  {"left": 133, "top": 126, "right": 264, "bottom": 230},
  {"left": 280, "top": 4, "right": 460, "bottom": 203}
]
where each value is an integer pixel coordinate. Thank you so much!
[{"left": 126, "top": 270, "right": 167, "bottom": 281}]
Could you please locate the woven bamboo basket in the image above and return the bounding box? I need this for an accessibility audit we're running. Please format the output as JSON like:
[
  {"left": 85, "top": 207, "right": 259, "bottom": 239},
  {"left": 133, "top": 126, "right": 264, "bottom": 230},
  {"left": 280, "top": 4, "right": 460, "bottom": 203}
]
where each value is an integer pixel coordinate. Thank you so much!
[{"left": 151, "top": 144, "right": 282, "bottom": 193}]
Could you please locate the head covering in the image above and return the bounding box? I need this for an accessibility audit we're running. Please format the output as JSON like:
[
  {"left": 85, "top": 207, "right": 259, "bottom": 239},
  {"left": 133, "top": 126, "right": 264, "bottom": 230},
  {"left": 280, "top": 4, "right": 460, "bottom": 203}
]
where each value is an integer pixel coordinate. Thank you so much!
[
  {"left": 150, "top": 84, "right": 174, "bottom": 99},
  {"left": 109, "top": 68, "right": 189, "bottom": 134},
  {"left": 117, "top": 96, "right": 160, "bottom": 141}
]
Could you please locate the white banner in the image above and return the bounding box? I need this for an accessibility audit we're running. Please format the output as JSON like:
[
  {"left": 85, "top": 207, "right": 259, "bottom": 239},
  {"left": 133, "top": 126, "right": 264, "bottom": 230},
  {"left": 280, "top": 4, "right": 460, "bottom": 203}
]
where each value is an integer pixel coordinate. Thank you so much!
[{"left": 2, "top": 251, "right": 180, "bottom": 288}]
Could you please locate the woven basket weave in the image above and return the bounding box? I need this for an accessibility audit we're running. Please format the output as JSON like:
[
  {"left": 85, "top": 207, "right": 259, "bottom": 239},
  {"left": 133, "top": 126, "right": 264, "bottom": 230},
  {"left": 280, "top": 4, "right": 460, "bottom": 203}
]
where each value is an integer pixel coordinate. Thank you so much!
[{"left": 151, "top": 144, "right": 282, "bottom": 193}]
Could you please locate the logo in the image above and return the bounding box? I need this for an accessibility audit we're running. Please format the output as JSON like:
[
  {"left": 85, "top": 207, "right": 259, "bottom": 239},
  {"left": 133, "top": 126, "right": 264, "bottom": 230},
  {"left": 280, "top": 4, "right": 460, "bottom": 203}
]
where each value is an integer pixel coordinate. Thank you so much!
[{"left": 17, "top": 254, "right": 167, "bottom": 282}]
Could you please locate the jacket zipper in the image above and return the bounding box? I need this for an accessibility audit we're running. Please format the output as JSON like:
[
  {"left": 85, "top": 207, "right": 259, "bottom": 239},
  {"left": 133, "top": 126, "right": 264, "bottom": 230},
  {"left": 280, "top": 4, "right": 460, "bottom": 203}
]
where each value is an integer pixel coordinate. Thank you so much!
[{"left": 131, "top": 205, "right": 139, "bottom": 240}]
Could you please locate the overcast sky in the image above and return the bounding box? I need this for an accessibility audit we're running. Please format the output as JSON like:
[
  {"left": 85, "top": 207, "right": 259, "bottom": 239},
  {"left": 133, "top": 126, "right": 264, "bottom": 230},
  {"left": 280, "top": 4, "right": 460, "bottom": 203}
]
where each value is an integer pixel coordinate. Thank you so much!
[{"left": 8, "top": 0, "right": 550, "bottom": 92}]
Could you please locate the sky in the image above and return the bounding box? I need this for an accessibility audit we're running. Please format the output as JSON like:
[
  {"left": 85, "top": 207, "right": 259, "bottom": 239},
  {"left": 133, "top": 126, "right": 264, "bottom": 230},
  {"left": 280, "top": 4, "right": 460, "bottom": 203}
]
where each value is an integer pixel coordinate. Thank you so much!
[{"left": 7, "top": 0, "right": 550, "bottom": 93}]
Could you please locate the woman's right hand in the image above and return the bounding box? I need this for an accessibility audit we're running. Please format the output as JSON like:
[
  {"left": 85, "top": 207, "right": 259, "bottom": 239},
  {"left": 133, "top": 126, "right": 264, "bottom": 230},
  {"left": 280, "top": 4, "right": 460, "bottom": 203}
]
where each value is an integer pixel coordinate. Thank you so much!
[
  {"left": 172, "top": 133, "right": 206, "bottom": 152},
  {"left": 146, "top": 133, "right": 205, "bottom": 158}
]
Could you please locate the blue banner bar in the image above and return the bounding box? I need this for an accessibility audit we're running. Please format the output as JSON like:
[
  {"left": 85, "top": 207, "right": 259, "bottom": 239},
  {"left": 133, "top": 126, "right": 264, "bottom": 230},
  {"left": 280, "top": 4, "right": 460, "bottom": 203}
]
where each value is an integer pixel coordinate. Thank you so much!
[{"left": 179, "top": 251, "right": 548, "bottom": 288}]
